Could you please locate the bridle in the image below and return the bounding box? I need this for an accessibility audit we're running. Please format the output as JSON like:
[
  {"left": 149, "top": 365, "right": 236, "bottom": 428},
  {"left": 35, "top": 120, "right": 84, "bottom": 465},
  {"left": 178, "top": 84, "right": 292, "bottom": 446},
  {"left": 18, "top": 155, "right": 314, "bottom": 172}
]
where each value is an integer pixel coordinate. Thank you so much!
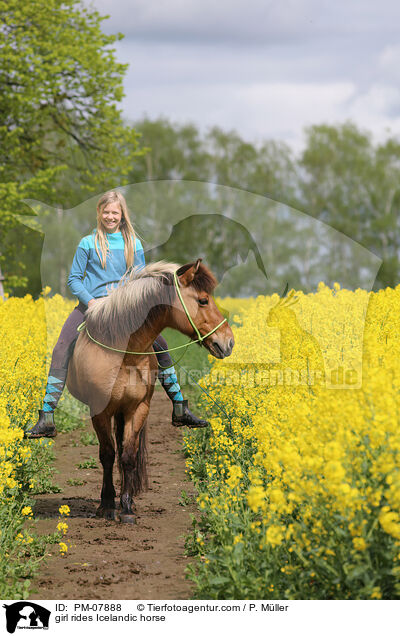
[{"left": 76, "top": 269, "right": 228, "bottom": 358}]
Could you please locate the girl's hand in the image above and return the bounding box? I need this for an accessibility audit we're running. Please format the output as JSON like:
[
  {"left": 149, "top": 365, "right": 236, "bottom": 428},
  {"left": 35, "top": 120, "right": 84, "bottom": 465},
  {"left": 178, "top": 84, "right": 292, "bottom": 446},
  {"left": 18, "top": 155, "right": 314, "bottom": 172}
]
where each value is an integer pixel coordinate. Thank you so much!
[{"left": 87, "top": 298, "right": 99, "bottom": 308}]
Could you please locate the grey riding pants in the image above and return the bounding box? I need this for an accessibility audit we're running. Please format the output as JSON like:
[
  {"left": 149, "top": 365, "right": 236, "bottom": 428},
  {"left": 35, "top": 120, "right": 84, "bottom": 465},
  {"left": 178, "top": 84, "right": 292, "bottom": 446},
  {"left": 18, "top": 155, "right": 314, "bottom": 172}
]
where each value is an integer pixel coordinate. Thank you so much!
[{"left": 49, "top": 301, "right": 172, "bottom": 371}]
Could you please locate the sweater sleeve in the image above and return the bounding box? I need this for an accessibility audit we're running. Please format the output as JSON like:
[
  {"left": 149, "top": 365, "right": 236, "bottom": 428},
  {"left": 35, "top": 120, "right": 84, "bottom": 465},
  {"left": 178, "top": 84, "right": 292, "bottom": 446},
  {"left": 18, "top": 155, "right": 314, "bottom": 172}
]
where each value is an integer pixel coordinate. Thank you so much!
[
  {"left": 134, "top": 239, "right": 146, "bottom": 271},
  {"left": 67, "top": 239, "right": 94, "bottom": 306}
]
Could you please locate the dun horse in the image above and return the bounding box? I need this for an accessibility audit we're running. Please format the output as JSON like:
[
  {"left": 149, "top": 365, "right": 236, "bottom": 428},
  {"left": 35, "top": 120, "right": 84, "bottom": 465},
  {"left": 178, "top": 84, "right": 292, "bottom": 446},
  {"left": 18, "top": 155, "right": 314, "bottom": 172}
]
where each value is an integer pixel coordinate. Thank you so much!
[{"left": 66, "top": 260, "right": 234, "bottom": 523}]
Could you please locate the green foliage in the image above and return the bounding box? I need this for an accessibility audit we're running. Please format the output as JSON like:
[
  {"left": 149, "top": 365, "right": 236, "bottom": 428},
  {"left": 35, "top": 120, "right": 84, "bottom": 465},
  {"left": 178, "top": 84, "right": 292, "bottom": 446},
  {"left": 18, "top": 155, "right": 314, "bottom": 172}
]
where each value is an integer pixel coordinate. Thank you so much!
[
  {"left": 179, "top": 490, "right": 196, "bottom": 507},
  {"left": 161, "top": 327, "right": 212, "bottom": 405},
  {"left": 56, "top": 391, "right": 88, "bottom": 433},
  {"left": 77, "top": 457, "right": 97, "bottom": 469},
  {"left": 130, "top": 118, "right": 400, "bottom": 289},
  {"left": 300, "top": 122, "right": 400, "bottom": 288},
  {"left": 67, "top": 478, "right": 85, "bottom": 486},
  {"left": 183, "top": 420, "right": 400, "bottom": 600},
  {"left": 0, "top": 0, "right": 145, "bottom": 293},
  {"left": 131, "top": 118, "right": 298, "bottom": 206},
  {"left": 79, "top": 432, "right": 98, "bottom": 446},
  {"left": 9, "top": 113, "right": 399, "bottom": 297},
  {"left": 1, "top": 434, "right": 63, "bottom": 597},
  {"left": 0, "top": 497, "right": 38, "bottom": 599},
  {"left": 24, "top": 440, "right": 62, "bottom": 494}
]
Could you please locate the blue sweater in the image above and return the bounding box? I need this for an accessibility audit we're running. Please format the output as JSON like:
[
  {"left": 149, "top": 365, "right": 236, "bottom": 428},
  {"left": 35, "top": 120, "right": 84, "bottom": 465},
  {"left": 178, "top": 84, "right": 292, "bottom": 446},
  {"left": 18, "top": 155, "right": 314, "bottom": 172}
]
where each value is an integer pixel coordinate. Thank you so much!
[{"left": 67, "top": 230, "right": 145, "bottom": 306}]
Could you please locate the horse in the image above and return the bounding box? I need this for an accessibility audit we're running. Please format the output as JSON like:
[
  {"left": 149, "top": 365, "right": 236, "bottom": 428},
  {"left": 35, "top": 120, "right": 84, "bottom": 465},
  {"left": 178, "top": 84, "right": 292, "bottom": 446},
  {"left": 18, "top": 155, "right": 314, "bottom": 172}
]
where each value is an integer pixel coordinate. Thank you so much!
[{"left": 66, "top": 259, "right": 234, "bottom": 523}]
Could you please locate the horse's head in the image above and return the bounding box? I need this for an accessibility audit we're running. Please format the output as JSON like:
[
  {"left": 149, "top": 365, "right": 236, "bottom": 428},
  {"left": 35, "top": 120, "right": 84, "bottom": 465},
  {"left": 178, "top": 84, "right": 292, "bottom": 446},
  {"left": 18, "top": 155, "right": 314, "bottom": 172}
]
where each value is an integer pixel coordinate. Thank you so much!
[{"left": 172, "top": 259, "right": 234, "bottom": 359}]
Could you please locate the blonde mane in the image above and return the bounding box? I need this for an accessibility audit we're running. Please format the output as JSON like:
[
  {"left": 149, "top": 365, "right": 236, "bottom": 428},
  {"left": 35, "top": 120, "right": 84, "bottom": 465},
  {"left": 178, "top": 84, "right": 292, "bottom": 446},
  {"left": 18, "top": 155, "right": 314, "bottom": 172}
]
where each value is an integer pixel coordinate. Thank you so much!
[{"left": 84, "top": 261, "right": 180, "bottom": 346}]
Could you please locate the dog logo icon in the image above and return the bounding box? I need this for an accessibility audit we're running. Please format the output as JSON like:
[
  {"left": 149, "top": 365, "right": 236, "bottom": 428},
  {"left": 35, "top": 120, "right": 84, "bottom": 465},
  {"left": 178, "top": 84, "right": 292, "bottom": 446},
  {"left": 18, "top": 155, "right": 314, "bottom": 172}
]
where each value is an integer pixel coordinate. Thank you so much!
[{"left": 3, "top": 602, "right": 50, "bottom": 633}]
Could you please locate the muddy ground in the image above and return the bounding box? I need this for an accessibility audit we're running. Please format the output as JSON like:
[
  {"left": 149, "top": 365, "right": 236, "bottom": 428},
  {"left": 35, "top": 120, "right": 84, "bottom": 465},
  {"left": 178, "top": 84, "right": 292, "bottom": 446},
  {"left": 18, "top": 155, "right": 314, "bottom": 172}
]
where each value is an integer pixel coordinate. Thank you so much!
[{"left": 29, "top": 390, "right": 197, "bottom": 600}]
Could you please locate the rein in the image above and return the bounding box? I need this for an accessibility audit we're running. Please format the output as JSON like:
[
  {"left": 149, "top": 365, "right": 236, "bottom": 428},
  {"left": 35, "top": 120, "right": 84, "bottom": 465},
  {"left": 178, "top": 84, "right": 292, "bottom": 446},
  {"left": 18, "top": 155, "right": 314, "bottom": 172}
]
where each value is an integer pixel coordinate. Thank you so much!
[{"left": 76, "top": 270, "right": 228, "bottom": 359}]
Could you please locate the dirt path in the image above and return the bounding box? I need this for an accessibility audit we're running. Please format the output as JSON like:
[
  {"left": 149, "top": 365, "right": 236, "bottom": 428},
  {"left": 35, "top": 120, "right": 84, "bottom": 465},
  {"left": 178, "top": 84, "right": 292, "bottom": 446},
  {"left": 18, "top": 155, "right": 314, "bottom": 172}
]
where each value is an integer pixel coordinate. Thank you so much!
[{"left": 29, "top": 391, "right": 197, "bottom": 600}]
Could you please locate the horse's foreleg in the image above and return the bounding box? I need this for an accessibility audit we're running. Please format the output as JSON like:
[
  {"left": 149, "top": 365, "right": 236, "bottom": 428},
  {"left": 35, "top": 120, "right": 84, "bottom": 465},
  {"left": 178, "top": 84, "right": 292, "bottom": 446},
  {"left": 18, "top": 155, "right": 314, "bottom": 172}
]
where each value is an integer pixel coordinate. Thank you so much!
[
  {"left": 92, "top": 413, "right": 117, "bottom": 521},
  {"left": 119, "top": 402, "right": 149, "bottom": 524}
]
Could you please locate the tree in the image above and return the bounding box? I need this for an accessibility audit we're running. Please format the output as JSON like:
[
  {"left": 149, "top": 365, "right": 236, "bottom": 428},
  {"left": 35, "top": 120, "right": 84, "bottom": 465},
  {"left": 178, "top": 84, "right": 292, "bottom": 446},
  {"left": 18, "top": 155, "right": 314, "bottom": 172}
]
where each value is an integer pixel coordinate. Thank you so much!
[
  {"left": 369, "top": 138, "right": 400, "bottom": 287},
  {"left": 130, "top": 119, "right": 298, "bottom": 206},
  {"left": 130, "top": 117, "right": 211, "bottom": 182},
  {"left": 300, "top": 122, "right": 375, "bottom": 239},
  {"left": 0, "top": 0, "right": 144, "bottom": 293},
  {"left": 300, "top": 122, "right": 400, "bottom": 288}
]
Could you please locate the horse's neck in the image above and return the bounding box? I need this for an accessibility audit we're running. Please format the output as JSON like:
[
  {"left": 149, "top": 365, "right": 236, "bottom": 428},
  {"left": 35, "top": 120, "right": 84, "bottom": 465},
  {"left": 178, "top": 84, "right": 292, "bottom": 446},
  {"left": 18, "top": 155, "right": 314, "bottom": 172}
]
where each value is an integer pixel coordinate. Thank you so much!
[{"left": 125, "top": 309, "right": 170, "bottom": 353}]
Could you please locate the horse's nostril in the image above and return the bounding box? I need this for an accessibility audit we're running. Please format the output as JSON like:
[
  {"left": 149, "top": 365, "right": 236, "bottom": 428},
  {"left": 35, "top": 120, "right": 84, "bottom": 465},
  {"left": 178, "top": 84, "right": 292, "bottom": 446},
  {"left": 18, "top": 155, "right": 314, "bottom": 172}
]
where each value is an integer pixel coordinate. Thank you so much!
[{"left": 211, "top": 341, "right": 224, "bottom": 358}]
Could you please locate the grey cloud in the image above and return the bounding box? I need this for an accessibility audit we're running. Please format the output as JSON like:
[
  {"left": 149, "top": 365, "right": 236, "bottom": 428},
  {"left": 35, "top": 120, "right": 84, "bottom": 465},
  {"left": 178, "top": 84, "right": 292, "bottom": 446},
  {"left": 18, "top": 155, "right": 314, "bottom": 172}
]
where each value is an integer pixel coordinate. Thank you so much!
[
  {"left": 81, "top": 0, "right": 400, "bottom": 149},
  {"left": 86, "top": 0, "right": 399, "bottom": 90},
  {"left": 87, "top": 0, "right": 400, "bottom": 45},
  {"left": 115, "top": 39, "right": 375, "bottom": 84}
]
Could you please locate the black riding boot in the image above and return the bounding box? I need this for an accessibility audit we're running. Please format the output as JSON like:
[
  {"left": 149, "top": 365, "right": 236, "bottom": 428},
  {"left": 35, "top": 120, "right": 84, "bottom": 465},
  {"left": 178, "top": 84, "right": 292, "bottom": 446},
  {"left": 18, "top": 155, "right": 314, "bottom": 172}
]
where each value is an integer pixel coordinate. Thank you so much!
[
  {"left": 172, "top": 400, "right": 209, "bottom": 428},
  {"left": 25, "top": 410, "right": 57, "bottom": 438},
  {"left": 25, "top": 367, "right": 68, "bottom": 439}
]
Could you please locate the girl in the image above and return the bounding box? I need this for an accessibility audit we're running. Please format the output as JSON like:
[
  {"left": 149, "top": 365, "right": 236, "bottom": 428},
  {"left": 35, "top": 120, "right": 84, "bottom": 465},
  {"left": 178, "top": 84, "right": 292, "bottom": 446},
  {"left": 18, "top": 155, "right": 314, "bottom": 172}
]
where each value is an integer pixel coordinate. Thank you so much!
[{"left": 26, "top": 190, "right": 208, "bottom": 438}]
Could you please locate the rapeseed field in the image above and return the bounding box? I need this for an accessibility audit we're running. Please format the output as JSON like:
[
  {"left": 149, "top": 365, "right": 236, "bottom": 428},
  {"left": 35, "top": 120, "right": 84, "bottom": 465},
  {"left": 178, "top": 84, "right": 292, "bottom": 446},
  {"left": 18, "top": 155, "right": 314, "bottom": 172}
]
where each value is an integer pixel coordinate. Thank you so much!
[
  {"left": 185, "top": 284, "right": 400, "bottom": 599},
  {"left": 0, "top": 291, "right": 74, "bottom": 597}
]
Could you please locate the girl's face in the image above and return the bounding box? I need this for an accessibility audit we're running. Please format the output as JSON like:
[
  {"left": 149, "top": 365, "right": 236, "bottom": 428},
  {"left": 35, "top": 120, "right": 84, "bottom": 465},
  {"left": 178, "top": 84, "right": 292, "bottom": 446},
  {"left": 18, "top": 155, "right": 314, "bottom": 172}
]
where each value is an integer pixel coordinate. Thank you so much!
[{"left": 101, "top": 202, "right": 123, "bottom": 233}]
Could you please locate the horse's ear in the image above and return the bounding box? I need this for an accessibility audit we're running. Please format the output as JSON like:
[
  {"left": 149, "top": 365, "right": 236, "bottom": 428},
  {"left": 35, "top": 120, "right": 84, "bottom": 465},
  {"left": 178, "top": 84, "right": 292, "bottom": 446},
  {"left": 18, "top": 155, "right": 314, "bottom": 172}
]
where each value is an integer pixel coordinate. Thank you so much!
[
  {"left": 194, "top": 258, "right": 202, "bottom": 273},
  {"left": 176, "top": 259, "right": 202, "bottom": 286}
]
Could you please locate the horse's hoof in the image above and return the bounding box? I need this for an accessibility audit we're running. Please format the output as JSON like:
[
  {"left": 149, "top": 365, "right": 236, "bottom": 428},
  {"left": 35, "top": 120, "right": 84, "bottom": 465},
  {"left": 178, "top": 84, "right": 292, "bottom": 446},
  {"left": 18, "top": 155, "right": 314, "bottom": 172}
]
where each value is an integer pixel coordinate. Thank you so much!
[
  {"left": 119, "top": 513, "right": 136, "bottom": 524},
  {"left": 96, "top": 506, "right": 117, "bottom": 520}
]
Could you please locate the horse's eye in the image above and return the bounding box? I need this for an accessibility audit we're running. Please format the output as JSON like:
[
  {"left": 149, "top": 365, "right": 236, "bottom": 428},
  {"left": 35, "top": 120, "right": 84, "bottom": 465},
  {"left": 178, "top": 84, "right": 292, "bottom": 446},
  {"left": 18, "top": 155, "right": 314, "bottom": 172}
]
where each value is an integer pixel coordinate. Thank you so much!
[{"left": 198, "top": 297, "right": 209, "bottom": 306}]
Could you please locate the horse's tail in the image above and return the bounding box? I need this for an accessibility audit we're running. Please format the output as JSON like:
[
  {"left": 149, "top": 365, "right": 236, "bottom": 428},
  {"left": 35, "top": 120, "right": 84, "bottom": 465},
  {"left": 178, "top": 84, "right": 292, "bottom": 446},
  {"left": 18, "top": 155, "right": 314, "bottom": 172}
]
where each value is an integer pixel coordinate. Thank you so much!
[
  {"left": 115, "top": 412, "right": 148, "bottom": 496},
  {"left": 133, "top": 421, "right": 148, "bottom": 495},
  {"left": 115, "top": 412, "right": 124, "bottom": 483}
]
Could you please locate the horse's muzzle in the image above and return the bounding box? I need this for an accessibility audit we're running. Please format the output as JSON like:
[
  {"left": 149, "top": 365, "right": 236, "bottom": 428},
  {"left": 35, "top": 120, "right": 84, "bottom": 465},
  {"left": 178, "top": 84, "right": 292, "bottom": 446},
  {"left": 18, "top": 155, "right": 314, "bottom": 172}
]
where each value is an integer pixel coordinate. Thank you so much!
[{"left": 208, "top": 337, "right": 234, "bottom": 359}]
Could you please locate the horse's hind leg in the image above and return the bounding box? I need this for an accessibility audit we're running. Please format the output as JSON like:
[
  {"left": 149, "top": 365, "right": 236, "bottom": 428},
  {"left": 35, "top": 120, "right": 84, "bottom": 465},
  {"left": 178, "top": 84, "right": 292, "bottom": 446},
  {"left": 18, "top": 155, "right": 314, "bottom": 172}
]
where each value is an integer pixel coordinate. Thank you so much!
[
  {"left": 92, "top": 412, "right": 117, "bottom": 521},
  {"left": 119, "top": 402, "right": 149, "bottom": 524}
]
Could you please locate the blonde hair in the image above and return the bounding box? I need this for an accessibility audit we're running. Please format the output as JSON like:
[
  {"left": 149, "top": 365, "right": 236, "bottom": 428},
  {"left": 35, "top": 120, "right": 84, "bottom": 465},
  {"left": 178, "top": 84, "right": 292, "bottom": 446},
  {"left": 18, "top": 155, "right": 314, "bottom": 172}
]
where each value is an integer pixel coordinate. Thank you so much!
[{"left": 95, "top": 191, "right": 137, "bottom": 269}]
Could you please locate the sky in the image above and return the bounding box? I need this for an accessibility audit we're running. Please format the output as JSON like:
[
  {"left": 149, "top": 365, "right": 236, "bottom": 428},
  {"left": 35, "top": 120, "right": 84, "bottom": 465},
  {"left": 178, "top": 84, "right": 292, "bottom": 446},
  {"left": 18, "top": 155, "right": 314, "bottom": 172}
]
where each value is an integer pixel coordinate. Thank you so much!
[{"left": 87, "top": 0, "right": 400, "bottom": 152}]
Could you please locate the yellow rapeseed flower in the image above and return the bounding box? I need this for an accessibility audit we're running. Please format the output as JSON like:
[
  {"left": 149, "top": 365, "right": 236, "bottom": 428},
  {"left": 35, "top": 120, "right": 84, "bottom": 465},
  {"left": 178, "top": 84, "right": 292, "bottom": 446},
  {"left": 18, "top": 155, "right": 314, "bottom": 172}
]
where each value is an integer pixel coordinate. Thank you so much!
[
  {"left": 56, "top": 522, "right": 68, "bottom": 535},
  {"left": 352, "top": 537, "right": 367, "bottom": 551},
  {"left": 265, "top": 525, "right": 284, "bottom": 548},
  {"left": 247, "top": 486, "right": 266, "bottom": 513},
  {"left": 59, "top": 505, "right": 71, "bottom": 516}
]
